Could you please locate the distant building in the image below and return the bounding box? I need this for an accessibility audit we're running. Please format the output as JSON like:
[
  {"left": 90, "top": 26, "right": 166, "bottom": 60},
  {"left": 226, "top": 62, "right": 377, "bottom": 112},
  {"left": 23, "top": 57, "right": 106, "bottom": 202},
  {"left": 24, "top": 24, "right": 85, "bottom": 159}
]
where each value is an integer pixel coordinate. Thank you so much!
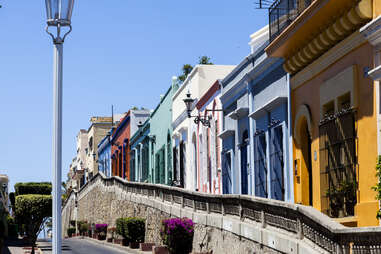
[
  {"left": 86, "top": 115, "right": 124, "bottom": 180},
  {"left": 110, "top": 109, "right": 150, "bottom": 180},
  {"left": 97, "top": 130, "right": 112, "bottom": 177},
  {"left": 130, "top": 117, "right": 151, "bottom": 182},
  {"left": 67, "top": 129, "right": 88, "bottom": 190},
  {"left": 149, "top": 78, "right": 178, "bottom": 185}
]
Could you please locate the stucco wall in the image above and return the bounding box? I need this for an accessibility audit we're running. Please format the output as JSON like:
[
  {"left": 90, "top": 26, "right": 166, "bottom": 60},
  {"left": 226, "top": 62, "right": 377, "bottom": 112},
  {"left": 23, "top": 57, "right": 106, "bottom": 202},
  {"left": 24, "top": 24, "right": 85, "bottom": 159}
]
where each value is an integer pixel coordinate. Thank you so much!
[
  {"left": 291, "top": 40, "right": 378, "bottom": 227},
  {"left": 150, "top": 86, "right": 174, "bottom": 185}
]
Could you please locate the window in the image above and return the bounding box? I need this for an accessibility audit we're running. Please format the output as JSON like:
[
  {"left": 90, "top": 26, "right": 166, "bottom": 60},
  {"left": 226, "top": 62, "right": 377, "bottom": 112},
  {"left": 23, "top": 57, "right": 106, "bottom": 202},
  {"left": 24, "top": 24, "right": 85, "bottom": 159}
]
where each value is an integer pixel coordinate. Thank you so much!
[
  {"left": 222, "top": 152, "right": 232, "bottom": 194},
  {"left": 167, "top": 134, "right": 172, "bottom": 184},
  {"left": 155, "top": 153, "right": 159, "bottom": 183},
  {"left": 254, "top": 133, "right": 267, "bottom": 198},
  {"left": 319, "top": 109, "right": 357, "bottom": 218},
  {"left": 323, "top": 101, "right": 335, "bottom": 117},
  {"left": 270, "top": 125, "right": 284, "bottom": 201},
  {"left": 130, "top": 152, "right": 135, "bottom": 181},
  {"left": 338, "top": 92, "right": 351, "bottom": 111},
  {"left": 89, "top": 137, "right": 93, "bottom": 151},
  {"left": 215, "top": 120, "right": 219, "bottom": 175}
]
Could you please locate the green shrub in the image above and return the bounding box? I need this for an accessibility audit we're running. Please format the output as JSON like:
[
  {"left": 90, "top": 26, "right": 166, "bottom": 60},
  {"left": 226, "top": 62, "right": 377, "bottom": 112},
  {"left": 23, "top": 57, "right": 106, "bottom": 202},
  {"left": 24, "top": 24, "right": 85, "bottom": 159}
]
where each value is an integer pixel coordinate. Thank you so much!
[
  {"left": 67, "top": 228, "right": 76, "bottom": 237},
  {"left": 124, "top": 218, "right": 145, "bottom": 243},
  {"left": 14, "top": 182, "right": 52, "bottom": 196},
  {"left": 115, "top": 217, "right": 145, "bottom": 243},
  {"left": 79, "top": 222, "right": 89, "bottom": 236},
  {"left": 6, "top": 216, "right": 18, "bottom": 239},
  {"left": 116, "top": 218, "right": 125, "bottom": 238}
]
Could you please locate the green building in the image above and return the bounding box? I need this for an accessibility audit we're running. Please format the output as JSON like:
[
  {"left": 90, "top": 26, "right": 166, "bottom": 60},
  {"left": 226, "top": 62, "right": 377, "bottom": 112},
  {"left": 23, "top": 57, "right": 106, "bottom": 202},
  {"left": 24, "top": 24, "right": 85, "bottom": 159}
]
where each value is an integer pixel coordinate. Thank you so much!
[
  {"left": 149, "top": 77, "right": 178, "bottom": 185},
  {"left": 130, "top": 78, "right": 178, "bottom": 184}
]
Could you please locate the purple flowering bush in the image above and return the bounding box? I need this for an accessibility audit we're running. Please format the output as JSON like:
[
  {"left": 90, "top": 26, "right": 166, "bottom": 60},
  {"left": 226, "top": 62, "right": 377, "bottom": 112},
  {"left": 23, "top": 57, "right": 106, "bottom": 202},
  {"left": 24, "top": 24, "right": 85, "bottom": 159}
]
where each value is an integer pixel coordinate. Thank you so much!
[
  {"left": 95, "top": 224, "right": 108, "bottom": 240},
  {"left": 160, "top": 217, "right": 194, "bottom": 254}
]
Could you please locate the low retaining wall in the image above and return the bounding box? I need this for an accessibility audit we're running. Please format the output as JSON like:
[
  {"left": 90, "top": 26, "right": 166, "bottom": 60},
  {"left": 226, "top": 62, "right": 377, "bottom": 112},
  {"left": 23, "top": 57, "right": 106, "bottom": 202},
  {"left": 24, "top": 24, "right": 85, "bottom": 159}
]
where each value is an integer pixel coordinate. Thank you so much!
[{"left": 62, "top": 173, "right": 381, "bottom": 254}]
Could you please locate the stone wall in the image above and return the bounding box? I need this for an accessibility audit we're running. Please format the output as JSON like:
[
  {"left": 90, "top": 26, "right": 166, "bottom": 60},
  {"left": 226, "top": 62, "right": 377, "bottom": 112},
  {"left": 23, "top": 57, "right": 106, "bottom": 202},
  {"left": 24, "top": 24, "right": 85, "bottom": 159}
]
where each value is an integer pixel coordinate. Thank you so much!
[
  {"left": 63, "top": 174, "right": 381, "bottom": 254},
  {"left": 63, "top": 178, "right": 284, "bottom": 253}
]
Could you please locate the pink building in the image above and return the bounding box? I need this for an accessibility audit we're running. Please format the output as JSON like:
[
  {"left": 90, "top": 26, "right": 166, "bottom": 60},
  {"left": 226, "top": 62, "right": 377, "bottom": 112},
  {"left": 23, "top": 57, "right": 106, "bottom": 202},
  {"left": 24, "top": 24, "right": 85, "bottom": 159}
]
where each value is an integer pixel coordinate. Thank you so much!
[{"left": 195, "top": 80, "right": 223, "bottom": 194}]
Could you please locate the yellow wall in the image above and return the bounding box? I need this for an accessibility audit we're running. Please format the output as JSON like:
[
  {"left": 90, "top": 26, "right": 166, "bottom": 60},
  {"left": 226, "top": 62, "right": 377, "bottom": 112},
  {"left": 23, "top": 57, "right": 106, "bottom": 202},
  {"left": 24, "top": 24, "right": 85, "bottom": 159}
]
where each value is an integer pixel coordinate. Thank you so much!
[
  {"left": 374, "top": 0, "right": 381, "bottom": 17},
  {"left": 291, "top": 42, "right": 379, "bottom": 227}
]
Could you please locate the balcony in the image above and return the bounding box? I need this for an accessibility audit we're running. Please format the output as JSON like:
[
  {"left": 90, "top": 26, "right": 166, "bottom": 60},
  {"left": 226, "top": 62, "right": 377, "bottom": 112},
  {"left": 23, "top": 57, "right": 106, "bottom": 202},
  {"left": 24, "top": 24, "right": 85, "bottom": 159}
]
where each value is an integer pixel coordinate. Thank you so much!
[{"left": 269, "top": 0, "right": 312, "bottom": 42}]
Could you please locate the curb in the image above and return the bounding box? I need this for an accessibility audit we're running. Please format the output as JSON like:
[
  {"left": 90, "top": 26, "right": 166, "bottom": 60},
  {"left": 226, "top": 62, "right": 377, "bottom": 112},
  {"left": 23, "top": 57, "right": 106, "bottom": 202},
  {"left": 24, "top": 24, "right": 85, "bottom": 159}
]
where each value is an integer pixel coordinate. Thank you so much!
[{"left": 78, "top": 237, "right": 151, "bottom": 254}]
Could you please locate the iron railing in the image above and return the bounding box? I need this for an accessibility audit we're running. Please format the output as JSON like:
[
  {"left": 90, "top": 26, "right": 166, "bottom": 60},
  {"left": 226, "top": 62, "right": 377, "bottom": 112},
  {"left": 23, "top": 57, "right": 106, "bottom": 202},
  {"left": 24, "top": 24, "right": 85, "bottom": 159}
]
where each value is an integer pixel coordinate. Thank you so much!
[{"left": 269, "top": 0, "right": 312, "bottom": 41}]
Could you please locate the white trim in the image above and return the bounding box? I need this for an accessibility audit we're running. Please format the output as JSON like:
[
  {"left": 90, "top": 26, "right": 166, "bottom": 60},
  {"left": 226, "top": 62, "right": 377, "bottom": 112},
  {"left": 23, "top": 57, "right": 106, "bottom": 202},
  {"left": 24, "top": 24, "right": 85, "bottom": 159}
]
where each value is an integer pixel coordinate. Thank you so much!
[{"left": 369, "top": 65, "right": 381, "bottom": 81}]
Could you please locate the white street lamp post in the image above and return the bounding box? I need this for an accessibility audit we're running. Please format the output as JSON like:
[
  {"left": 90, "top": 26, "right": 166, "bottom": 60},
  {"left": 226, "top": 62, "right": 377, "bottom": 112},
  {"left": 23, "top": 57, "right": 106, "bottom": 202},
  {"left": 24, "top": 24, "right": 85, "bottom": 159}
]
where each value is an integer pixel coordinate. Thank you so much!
[{"left": 45, "top": 1, "right": 74, "bottom": 254}]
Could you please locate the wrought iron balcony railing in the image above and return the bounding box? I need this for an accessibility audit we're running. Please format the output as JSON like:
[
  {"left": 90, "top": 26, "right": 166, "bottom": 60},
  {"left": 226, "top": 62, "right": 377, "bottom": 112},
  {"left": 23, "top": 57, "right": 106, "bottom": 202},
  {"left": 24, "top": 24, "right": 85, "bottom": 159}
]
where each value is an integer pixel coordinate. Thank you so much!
[{"left": 269, "top": 0, "right": 312, "bottom": 42}]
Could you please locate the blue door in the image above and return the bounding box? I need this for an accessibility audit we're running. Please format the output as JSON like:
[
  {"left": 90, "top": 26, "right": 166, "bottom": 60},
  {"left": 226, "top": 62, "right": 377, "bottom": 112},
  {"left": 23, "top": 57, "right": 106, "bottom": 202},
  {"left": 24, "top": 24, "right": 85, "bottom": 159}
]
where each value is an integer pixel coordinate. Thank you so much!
[
  {"left": 254, "top": 133, "right": 267, "bottom": 197},
  {"left": 240, "top": 131, "right": 249, "bottom": 195},
  {"left": 270, "top": 125, "right": 284, "bottom": 200},
  {"left": 222, "top": 152, "right": 232, "bottom": 194}
]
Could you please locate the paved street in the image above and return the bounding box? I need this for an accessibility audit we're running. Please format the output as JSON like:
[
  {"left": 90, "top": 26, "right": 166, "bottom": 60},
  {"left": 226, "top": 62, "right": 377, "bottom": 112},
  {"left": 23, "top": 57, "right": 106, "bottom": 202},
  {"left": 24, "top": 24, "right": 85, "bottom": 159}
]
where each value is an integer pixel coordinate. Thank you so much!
[{"left": 37, "top": 238, "right": 136, "bottom": 254}]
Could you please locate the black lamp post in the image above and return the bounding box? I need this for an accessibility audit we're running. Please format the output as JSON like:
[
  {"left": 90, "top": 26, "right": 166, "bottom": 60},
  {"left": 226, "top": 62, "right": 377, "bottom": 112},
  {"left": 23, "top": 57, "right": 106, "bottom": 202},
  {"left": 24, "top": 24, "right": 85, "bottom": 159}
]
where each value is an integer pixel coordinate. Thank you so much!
[{"left": 183, "top": 91, "right": 222, "bottom": 127}]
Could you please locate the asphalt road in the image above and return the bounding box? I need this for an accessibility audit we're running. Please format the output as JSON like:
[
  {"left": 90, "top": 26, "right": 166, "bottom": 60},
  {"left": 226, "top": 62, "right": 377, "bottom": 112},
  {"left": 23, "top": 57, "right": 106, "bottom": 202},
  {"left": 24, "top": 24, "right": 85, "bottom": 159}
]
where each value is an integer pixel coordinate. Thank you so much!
[{"left": 38, "top": 238, "right": 135, "bottom": 254}]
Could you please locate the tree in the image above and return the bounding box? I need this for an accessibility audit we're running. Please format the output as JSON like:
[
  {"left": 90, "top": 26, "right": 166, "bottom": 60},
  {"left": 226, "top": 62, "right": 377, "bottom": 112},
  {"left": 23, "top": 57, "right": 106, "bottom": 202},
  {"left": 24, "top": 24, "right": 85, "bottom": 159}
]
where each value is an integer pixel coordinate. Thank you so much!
[
  {"left": 199, "top": 56, "right": 213, "bottom": 65},
  {"left": 178, "top": 64, "right": 193, "bottom": 82},
  {"left": 15, "top": 195, "right": 52, "bottom": 254},
  {"left": 13, "top": 182, "right": 52, "bottom": 254}
]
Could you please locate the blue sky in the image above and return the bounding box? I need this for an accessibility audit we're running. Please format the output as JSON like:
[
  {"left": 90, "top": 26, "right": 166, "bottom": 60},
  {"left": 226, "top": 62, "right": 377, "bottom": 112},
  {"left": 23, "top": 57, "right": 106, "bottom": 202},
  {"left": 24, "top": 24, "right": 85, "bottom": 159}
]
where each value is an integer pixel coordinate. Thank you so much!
[{"left": 0, "top": 1, "right": 267, "bottom": 191}]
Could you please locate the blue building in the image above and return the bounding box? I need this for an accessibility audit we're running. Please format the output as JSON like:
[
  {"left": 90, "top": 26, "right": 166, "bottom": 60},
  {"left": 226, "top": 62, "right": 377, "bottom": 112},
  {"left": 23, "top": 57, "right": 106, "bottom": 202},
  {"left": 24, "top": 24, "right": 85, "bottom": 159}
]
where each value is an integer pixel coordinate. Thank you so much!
[
  {"left": 98, "top": 130, "right": 112, "bottom": 177},
  {"left": 220, "top": 26, "right": 292, "bottom": 202}
]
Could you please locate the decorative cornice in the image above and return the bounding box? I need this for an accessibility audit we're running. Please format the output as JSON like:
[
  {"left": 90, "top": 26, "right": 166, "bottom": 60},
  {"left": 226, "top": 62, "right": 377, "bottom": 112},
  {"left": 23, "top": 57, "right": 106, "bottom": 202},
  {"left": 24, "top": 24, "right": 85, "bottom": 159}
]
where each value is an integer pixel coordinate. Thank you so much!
[
  {"left": 291, "top": 32, "right": 366, "bottom": 90},
  {"left": 284, "top": 0, "right": 372, "bottom": 75}
]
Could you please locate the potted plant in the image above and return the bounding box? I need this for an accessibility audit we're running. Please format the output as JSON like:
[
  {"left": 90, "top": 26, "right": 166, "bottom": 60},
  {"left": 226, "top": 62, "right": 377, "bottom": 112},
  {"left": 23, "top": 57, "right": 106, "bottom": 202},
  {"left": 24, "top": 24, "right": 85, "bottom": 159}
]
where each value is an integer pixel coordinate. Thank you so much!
[
  {"left": 67, "top": 228, "right": 76, "bottom": 237},
  {"left": 107, "top": 227, "right": 116, "bottom": 242},
  {"left": 95, "top": 224, "right": 108, "bottom": 241},
  {"left": 78, "top": 222, "right": 89, "bottom": 237},
  {"left": 342, "top": 180, "right": 357, "bottom": 216},
  {"left": 116, "top": 218, "right": 129, "bottom": 246},
  {"left": 160, "top": 217, "right": 194, "bottom": 254},
  {"left": 326, "top": 187, "right": 344, "bottom": 218},
  {"left": 124, "top": 218, "right": 145, "bottom": 249}
]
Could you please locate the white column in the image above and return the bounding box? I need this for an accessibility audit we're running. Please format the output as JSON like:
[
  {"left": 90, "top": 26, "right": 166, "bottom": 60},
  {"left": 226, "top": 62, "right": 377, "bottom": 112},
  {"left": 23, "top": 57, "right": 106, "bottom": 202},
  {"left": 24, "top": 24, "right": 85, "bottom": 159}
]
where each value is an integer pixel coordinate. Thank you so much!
[{"left": 52, "top": 42, "right": 63, "bottom": 254}]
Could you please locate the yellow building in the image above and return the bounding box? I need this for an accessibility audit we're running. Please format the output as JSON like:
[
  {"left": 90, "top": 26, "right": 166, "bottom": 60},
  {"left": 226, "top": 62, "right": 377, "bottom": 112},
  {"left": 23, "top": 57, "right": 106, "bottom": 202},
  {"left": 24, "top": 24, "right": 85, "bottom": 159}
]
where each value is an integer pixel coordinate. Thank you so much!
[{"left": 266, "top": 0, "right": 381, "bottom": 227}]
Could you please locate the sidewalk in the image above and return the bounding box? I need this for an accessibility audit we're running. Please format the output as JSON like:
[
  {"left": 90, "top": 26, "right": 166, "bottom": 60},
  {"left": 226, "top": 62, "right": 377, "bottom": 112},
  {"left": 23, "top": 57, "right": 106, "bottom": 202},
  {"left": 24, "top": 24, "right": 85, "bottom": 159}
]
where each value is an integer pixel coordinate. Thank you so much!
[
  {"left": 77, "top": 237, "right": 150, "bottom": 254},
  {"left": 2, "top": 239, "right": 40, "bottom": 254}
]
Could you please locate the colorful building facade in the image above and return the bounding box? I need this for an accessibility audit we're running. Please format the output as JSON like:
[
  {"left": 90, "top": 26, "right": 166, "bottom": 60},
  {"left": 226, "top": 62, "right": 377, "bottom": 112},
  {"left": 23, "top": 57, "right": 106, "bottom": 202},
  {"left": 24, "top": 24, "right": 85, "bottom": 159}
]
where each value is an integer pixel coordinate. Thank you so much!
[
  {"left": 266, "top": 0, "right": 381, "bottom": 226},
  {"left": 220, "top": 26, "right": 291, "bottom": 199},
  {"left": 98, "top": 130, "right": 112, "bottom": 177},
  {"left": 172, "top": 65, "right": 236, "bottom": 190},
  {"left": 195, "top": 80, "right": 223, "bottom": 194},
  {"left": 111, "top": 109, "right": 150, "bottom": 180},
  {"left": 149, "top": 78, "right": 178, "bottom": 185},
  {"left": 130, "top": 118, "right": 151, "bottom": 182}
]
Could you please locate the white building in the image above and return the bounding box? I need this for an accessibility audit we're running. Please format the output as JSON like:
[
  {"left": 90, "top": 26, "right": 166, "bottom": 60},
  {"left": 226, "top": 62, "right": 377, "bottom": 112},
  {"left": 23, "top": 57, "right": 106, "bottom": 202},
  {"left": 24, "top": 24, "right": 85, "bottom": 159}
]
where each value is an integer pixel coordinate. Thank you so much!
[{"left": 172, "top": 65, "right": 235, "bottom": 190}]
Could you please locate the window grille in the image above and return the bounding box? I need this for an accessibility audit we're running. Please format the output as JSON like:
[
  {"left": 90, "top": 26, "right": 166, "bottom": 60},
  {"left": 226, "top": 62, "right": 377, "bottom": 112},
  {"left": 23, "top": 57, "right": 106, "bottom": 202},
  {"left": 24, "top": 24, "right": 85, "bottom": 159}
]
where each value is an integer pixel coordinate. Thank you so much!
[
  {"left": 319, "top": 108, "right": 357, "bottom": 218},
  {"left": 254, "top": 133, "right": 268, "bottom": 198}
]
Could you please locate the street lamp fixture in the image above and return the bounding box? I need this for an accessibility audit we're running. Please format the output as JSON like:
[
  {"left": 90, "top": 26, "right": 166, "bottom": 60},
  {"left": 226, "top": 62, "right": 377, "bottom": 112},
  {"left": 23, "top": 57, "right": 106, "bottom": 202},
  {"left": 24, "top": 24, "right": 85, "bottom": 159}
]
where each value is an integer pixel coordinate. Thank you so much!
[
  {"left": 45, "top": 1, "right": 74, "bottom": 254},
  {"left": 183, "top": 91, "right": 223, "bottom": 128},
  {"left": 45, "top": 0, "right": 74, "bottom": 44}
]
